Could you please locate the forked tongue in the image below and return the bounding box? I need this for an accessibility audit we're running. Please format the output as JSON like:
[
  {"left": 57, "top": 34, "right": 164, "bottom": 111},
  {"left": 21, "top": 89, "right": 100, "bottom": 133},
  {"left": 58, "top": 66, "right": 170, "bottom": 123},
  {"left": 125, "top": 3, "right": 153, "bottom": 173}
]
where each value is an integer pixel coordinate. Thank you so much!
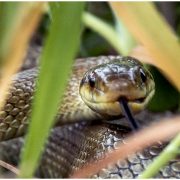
[{"left": 119, "top": 97, "right": 140, "bottom": 131}]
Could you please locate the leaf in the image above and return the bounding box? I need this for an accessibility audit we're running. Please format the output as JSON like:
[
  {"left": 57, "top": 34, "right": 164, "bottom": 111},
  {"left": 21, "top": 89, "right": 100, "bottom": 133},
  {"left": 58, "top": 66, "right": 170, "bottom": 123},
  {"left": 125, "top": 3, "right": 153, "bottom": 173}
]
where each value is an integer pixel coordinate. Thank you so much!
[
  {"left": 110, "top": 2, "right": 180, "bottom": 91},
  {"left": 19, "top": 2, "right": 85, "bottom": 178},
  {"left": 82, "top": 12, "right": 136, "bottom": 56}
]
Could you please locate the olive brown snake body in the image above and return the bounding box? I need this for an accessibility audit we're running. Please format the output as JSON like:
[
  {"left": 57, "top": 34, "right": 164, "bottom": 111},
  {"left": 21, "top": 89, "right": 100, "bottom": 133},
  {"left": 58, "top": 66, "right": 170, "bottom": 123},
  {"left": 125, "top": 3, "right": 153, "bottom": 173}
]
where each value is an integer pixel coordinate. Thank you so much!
[{"left": 0, "top": 53, "right": 179, "bottom": 178}]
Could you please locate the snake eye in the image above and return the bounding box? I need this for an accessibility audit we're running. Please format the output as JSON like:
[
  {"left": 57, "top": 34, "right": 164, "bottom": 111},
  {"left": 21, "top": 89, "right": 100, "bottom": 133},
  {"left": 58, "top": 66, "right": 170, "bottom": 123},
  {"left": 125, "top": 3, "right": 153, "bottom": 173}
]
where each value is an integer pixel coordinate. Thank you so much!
[
  {"left": 89, "top": 77, "right": 95, "bottom": 88},
  {"left": 140, "top": 69, "right": 147, "bottom": 83}
]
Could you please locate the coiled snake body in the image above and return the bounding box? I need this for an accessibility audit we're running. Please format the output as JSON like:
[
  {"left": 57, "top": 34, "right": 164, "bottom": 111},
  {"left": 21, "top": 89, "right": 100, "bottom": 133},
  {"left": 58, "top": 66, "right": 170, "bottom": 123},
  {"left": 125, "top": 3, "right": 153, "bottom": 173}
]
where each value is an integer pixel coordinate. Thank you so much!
[{"left": 0, "top": 56, "right": 179, "bottom": 178}]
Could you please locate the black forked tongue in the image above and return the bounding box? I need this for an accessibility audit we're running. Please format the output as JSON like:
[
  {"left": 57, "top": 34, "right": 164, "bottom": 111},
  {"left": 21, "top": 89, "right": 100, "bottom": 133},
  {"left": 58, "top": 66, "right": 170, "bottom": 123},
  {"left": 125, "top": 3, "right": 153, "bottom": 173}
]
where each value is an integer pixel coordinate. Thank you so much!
[{"left": 119, "top": 97, "right": 140, "bottom": 131}]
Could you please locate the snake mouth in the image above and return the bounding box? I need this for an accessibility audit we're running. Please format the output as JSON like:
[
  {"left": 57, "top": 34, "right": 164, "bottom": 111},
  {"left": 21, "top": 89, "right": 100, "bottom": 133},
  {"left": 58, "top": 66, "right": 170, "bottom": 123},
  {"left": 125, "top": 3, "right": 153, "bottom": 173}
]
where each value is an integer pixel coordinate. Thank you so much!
[
  {"left": 129, "top": 89, "right": 155, "bottom": 104},
  {"left": 133, "top": 97, "right": 146, "bottom": 103},
  {"left": 81, "top": 89, "right": 155, "bottom": 117},
  {"left": 118, "top": 96, "right": 146, "bottom": 104},
  {"left": 116, "top": 86, "right": 154, "bottom": 106}
]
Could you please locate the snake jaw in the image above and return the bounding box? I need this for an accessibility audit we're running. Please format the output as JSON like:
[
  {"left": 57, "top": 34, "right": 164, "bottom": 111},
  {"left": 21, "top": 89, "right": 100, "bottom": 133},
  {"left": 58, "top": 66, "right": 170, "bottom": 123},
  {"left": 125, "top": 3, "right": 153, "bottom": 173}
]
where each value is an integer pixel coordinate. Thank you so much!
[{"left": 80, "top": 88, "right": 155, "bottom": 117}]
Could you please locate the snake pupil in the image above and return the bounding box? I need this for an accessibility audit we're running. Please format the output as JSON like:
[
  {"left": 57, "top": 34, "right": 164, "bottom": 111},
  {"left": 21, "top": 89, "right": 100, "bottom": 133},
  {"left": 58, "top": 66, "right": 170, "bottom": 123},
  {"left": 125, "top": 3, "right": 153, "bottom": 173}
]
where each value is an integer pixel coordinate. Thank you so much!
[{"left": 140, "top": 69, "right": 147, "bottom": 83}]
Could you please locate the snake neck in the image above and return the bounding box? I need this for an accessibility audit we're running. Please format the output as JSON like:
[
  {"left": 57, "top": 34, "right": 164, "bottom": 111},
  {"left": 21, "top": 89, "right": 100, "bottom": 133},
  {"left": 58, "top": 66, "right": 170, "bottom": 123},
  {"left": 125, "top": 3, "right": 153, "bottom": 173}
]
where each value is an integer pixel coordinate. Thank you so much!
[{"left": 57, "top": 70, "right": 101, "bottom": 125}]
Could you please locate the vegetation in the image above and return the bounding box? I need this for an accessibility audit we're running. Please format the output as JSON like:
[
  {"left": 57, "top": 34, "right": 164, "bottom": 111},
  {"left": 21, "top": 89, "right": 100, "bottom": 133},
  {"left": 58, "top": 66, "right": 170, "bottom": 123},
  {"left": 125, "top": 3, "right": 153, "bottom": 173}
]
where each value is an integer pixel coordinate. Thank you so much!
[{"left": 0, "top": 2, "right": 179, "bottom": 178}]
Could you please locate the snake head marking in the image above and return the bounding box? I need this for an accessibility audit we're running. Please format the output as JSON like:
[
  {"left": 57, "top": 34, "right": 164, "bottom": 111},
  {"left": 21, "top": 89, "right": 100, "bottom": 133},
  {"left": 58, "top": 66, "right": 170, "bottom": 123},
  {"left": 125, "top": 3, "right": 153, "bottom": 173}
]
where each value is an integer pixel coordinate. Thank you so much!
[{"left": 79, "top": 56, "right": 155, "bottom": 117}]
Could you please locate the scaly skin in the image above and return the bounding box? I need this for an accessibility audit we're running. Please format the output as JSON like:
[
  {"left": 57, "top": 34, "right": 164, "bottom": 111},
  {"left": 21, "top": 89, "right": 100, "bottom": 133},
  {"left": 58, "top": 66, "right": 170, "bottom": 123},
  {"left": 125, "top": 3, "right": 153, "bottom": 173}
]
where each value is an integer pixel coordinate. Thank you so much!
[
  {"left": 0, "top": 56, "right": 179, "bottom": 178},
  {"left": 0, "top": 121, "right": 179, "bottom": 178},
  {"left": 0, "top": 56, "right": 154, "bottom": 141}
]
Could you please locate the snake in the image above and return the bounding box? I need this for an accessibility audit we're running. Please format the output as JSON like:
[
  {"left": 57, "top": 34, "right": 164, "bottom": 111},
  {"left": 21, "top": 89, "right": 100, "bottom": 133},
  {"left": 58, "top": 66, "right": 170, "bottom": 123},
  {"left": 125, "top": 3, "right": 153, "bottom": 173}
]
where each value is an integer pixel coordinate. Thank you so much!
[{"left": 0, "top": 55, "right": 179, "bottom": 178}]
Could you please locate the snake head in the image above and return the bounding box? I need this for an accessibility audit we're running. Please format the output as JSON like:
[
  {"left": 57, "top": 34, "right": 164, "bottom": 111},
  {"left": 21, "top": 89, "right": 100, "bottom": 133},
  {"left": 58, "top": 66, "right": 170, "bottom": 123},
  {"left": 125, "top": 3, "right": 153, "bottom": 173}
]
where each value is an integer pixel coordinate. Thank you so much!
[{"left": 79, "top": 56, "right": 155, "bottom": 117}]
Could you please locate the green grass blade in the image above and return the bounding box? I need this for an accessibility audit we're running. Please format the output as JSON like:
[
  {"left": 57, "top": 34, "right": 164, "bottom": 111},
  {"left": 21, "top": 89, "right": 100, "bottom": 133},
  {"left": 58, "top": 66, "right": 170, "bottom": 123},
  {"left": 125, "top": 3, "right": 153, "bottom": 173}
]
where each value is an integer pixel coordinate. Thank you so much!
[
  {"left": 82, "top": 11, "right": 136, "bottom": 56},
  {"left": 19, "top": 2, "right": 85, "bottom": 178},
  {"left": 112, "top": 9, "right": 136, "bottom": 55},
  {"left": 82, "top": 12, "right": 127, "bottom": 55},
  {"left": 0, "top": 2, "right": 20, "bottom": 61}
]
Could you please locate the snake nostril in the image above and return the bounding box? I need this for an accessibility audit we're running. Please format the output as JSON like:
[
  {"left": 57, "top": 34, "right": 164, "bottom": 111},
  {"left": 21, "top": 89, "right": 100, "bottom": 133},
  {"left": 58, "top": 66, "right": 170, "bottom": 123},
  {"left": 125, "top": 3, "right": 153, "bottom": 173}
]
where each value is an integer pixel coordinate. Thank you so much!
[{"left": 89, "top": 77, "right": 95, "bottom": 88}]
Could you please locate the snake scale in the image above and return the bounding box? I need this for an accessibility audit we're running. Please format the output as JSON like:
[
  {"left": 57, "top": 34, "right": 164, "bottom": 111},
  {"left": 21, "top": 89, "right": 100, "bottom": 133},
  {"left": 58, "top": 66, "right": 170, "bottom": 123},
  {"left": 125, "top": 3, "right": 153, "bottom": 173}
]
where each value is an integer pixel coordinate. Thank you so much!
[{"left": 0, "top": 52, "right": 179, "bottom": 178}]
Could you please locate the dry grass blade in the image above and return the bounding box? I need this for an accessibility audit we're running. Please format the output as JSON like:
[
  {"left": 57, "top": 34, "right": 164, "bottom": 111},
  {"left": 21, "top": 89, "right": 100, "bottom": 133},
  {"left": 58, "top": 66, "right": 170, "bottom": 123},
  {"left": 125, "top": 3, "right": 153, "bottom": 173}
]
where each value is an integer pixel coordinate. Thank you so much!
[
  {"left": 71, "top": 116, "right": 180, "bottom": 178},
  {"left": 130, "top": 45, "right": 157, "bottom": 66},
  {"left": 0, "top": 3, "right": 44, "bottom": 110},
  {"left": 110, "top": 2, "right": 180, "bottom": 90},
  {"left": 0, "top": 160, "right": 19, "bottom": 175}
]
